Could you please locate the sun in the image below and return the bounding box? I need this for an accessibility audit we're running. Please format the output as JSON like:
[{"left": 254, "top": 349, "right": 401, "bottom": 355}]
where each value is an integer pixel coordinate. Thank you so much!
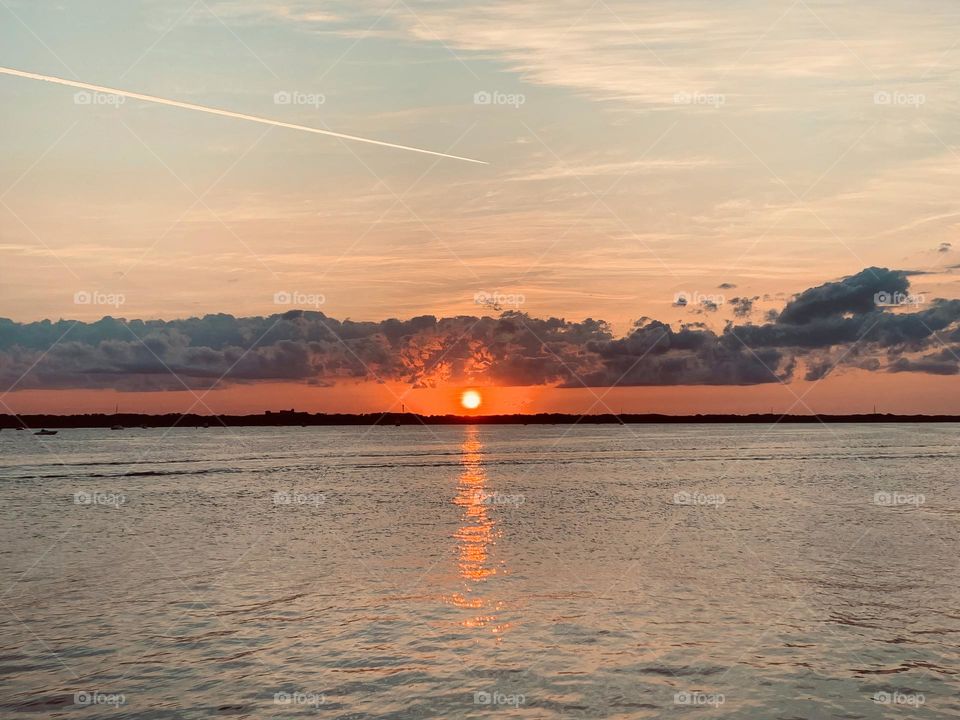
[{"left": 460, "top": 389, "right": 482, "bottom": 410}]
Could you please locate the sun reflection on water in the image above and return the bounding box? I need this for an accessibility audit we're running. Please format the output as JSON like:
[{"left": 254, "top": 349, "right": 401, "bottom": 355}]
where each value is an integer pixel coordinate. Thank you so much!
[{"left": 446, "top": 426, "right": 511, "bottom": 635}]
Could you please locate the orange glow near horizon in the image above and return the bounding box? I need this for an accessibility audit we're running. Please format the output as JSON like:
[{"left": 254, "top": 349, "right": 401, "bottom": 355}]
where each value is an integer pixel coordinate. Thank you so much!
[
  {"left": 7, "top": 370, "right": 960, "bottom": 417},
  {"left": 460, "top": 389, "right": 482, "bottom": 410}
]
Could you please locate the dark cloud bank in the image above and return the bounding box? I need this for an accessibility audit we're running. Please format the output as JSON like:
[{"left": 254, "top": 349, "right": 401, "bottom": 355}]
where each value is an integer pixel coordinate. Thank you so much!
[{"left": 2, "top": 268, "right": 958, "bottom": 392}]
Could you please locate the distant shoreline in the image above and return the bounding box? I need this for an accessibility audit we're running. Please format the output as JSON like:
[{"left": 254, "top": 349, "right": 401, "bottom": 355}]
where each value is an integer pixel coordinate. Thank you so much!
[{"left": 3, "top": 411, "right": 960, "bottom": 429}]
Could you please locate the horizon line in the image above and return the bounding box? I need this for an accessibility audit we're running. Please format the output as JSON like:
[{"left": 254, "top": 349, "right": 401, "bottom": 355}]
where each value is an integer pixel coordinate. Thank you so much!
[{"left": 5, "top": 410, "right": 960, "bottom": 427}]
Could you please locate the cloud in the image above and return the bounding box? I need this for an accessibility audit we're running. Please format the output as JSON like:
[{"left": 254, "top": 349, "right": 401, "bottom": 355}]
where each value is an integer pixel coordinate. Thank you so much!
[
  {"left": 730, "top": 296, "right": 756, "bottom": 318},
  {"left": 182, "top": 1, "right": 344, "bottom": 26},
  {"left": 505, "top": 157, "right": 724, "bottom": 183},
  {"left": 776, "top": 267, "right": 906, "bottom": 325},
  {"left": 576, "top": 321, "right": 792, "bottom": 387},
  {"left": 1, "top": 268, "right": 958, "bottom": 392},
  {"left": 889, "top": 356, "right": 958, "bottom": 375}
]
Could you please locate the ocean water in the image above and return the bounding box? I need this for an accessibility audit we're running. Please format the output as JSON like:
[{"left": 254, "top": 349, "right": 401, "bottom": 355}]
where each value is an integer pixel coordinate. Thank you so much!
[{"left": 0, "top": 423, "right": 958, "bottom": 718}]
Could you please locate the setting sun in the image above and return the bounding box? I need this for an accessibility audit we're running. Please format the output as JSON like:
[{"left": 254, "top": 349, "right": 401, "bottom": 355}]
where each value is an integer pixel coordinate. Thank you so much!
[{"left": 460, "top": 389, "right": 482, "bottom": 410}]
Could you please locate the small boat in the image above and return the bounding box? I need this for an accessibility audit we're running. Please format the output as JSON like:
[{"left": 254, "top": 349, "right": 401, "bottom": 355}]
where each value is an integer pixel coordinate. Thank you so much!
[
  {"left": 110, "top": 425, "right": 124, "bottom": 430},
  {"left": 34, "top": 429, "right": 58, "bottom": 436}
]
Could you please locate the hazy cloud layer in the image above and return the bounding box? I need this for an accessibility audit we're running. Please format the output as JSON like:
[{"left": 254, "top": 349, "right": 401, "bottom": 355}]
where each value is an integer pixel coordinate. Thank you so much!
[
  {"left": 1, "top": 269, "right": 958, "bottom": 391},
  {"left": 6, "top": 0, "right": 960, "bottom": 328}
]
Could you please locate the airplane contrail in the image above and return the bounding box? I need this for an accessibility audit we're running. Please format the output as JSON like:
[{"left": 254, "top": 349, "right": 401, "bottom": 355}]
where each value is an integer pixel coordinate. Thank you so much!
[{"left": 0, "top": 66, "right": 487, "bottom": 165}]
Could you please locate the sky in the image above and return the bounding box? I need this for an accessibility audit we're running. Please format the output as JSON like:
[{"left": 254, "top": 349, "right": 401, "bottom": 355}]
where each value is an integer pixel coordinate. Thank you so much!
[{"left": 2, "top": 0, "right": 960, "bottom": 414}]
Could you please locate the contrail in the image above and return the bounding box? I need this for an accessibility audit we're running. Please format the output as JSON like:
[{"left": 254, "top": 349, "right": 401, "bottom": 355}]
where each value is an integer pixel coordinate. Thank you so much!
[{"left": 0, "top": 66, "right": 487, "bottom": 165}]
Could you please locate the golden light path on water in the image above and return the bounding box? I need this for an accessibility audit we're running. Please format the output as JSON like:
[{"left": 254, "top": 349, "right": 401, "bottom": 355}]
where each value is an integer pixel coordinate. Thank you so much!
[{"left": 448, "top": 427, "right": 511, "bottom": 636}]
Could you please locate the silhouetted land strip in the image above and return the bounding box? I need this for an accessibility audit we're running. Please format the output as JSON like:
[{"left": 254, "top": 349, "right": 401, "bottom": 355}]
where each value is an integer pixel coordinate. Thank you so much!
[{"left": 3, "top": 411, "right": 960, "bottom": 429}]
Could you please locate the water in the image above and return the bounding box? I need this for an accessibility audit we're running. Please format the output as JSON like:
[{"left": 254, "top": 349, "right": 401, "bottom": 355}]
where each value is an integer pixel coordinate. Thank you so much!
[{"left": 0, "top": 424, "right": 958, "bottom": 718}]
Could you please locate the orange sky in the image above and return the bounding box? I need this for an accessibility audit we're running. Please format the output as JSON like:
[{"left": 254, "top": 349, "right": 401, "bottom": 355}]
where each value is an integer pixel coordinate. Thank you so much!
[
  {"left": 4, "top": 2, "right": 960, "bottom": 415},
  {"left": 5, "top": 371, "right": 959, "bottom": 416}
]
